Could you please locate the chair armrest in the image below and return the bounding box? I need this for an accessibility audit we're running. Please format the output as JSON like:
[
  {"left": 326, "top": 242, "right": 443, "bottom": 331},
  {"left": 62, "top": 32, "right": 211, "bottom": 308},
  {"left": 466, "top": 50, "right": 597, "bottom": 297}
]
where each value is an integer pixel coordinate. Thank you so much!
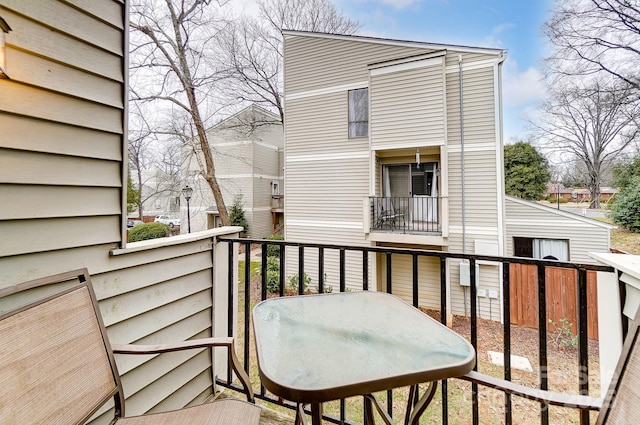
[
  {"left": 112, "top": 337, "right": 254, "bottom": 403},
  {"left": 460, "top": 371, "right": 602, "bottom": 411}
]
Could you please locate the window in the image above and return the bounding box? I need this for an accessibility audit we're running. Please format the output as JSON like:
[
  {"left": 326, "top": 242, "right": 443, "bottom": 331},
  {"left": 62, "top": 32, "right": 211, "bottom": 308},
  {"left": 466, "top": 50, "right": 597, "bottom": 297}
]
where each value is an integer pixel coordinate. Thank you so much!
[
  {"left": 513, "top": 237, "right": 569, "bottom": 261},
  {"left": 348, "top": 88, "right": 368, "bottom": 138}
]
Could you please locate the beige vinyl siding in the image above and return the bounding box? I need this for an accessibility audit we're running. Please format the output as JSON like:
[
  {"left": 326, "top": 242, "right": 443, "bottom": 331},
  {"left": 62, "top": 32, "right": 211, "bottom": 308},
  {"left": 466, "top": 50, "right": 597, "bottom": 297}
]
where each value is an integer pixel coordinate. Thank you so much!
[
  {"left": 447, "top": 257, "right": 502, "bottom": 320},
  {"left": 282, "top": 238, "right": 374, "bottom": 291},
  {"left": 284, "top": 36, "right": 429, "bottom": 94},
  {"left": 445, "top": 64, "right": 499, "bottom": 244},
  {"left": 377, "top": 254, "right": 442, "bottom": 308},
  {"left": 286, "top": 158, "right": 369, "bottom": 222},
  {"left": 0, "top": 0, "right": 126, "bottom": 261},
  {"left": 505, "top": 198, "right": 611, "bottom": 264},
  {"left": 0, "top": 185, "right": 121, "bottom": 220},
  {"left": 370, "top": 61, "right": 445, "bottom": 148},
  {"left": 2, "top": 114, "right": 122, "bottom": 160},
  {"left": 285, "top": 94, "right": 355, "bottom": 155},
  {"left": 90, "top": 235, "right": 222, "bottom": 424}
]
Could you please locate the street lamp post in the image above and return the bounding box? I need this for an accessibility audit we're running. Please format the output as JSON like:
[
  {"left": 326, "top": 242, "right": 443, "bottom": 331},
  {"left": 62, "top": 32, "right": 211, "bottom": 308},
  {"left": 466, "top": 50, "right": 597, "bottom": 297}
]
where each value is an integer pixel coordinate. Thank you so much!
[{"left": 182, "top": 185, "right": 193, "bottom": 233}]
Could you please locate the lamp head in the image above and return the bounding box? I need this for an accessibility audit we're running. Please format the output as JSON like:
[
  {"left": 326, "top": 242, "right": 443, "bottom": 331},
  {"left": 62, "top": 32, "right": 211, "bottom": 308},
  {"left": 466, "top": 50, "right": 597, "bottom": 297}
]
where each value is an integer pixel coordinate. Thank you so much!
[{"left": 182, "top": 185, "right": 193, "bottom": 201}]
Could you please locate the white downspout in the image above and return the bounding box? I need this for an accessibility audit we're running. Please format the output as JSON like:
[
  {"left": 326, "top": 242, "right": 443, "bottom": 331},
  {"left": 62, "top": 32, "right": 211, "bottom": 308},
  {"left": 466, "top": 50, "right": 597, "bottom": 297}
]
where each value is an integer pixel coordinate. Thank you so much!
[
  {"left": 459, "top": 55, "right": 466, "bottom": 253},
  {"left": 459, "top": 55, "right": 468, "bottom": 316}
]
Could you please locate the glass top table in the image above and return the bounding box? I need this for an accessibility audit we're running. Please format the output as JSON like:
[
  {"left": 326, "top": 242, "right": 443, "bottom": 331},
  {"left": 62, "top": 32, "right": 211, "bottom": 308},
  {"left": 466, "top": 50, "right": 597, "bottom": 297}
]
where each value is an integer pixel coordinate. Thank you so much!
[{"left": 253, "top": 291, "right": 476, "bottom": 424}]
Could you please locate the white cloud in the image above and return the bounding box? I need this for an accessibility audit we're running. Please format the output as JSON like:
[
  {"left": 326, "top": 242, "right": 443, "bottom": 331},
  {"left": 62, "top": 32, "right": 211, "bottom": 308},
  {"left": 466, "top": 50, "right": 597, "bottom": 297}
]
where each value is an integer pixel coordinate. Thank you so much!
[{"left": 502, "top": 59, "right": 546, "bottom": 107}]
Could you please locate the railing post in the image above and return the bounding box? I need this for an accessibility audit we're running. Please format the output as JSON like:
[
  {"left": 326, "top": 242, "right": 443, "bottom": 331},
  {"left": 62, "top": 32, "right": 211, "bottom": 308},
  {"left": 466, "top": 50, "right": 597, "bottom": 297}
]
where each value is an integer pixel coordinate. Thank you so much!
[
  {"left": 213, "top": 235, "right": 240, "bottom": 386},
  {"left": 577, "top": 268, "right": 590, "bottom": 425},
  {"left": 502, "top": 262, "right": 513, "bottom": 425},
  {"left": 537, "top": 264, "right": 549, "bottom": 425}
]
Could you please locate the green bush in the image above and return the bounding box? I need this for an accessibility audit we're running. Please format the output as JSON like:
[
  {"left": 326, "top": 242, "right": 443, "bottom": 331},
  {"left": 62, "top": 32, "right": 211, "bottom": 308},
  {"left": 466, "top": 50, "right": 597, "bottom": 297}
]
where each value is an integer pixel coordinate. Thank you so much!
[
  {"left": 288, "top": 273, "right": 311, "bottom": 292},
  {"left": 610, "top": 177, "right": 640, "bottom": 232},
  {"left": 257, "top": 256, "right": 281, "bottom": 293},
  {"left": 229, "top": 194, "right": 248, "bottom": 235},
  {"left": 265, "top": 234, "right": 284, "bottom": 257},
  {"left": 129, "top": 222, "right": 170, "bottom": 242}
]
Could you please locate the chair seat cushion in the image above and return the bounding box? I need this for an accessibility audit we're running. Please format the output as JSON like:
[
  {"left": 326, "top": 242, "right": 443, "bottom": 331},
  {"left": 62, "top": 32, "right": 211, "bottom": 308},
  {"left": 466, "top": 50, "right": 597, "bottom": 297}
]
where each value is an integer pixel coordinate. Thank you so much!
[{"left": 117, "top": 399, "right": 261, "bottom": 425}]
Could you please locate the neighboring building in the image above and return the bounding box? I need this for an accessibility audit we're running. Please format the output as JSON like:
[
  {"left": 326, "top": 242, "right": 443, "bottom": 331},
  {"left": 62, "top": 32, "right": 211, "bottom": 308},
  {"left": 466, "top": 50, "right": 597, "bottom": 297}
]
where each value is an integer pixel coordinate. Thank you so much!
[
  {"left": 282, "top": 30, "right": 508, "bottom": 318},
  {"left": 134, "top": 169, "right": 182, "bottom": 220},
  {"left": 546, "top": 182, "right": 573, "bottom": 200},
  {"left": 545, "top": 184, "right": 619, "bottom": 203},
  {"left": 182, "top": 104, "right": 284, "bottom": 237},
  {"left": 282, "top": 31, "right": 613, "bottom": 321}
]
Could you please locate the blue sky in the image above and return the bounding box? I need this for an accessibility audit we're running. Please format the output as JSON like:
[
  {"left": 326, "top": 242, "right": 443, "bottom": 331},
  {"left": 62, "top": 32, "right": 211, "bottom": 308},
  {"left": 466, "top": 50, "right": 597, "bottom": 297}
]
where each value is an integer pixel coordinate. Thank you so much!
[{"left": 334, "top": 0, "right": 554, "bottom": 143}]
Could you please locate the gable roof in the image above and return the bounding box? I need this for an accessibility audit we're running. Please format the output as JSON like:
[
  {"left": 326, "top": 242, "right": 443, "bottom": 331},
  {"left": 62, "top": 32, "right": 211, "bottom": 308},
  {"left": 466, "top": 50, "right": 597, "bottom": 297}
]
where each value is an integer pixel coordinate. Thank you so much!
[
  {"left": 506, "top": 195, "right": 615, "bottom": 230},
  {"left": 210, "top": 104, "right": 281, "bottom": 131},
  {"left": 282, "top": 30, "right": 506, "bottom": 57}
]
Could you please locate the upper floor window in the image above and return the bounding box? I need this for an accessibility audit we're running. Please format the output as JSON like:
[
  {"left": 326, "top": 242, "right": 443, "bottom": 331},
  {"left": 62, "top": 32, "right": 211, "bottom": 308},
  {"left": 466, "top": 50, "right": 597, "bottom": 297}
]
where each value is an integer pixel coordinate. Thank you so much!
[{"left": 348, "top": 88, "right": 368, "bottom": 138}]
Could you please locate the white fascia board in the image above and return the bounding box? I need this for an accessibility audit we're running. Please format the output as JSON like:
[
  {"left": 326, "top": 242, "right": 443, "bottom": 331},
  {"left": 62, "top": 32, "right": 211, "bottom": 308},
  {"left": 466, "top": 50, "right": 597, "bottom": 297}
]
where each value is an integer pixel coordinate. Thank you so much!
[{"left": 282, "top": 30, "right": 505, "bottom": 56}]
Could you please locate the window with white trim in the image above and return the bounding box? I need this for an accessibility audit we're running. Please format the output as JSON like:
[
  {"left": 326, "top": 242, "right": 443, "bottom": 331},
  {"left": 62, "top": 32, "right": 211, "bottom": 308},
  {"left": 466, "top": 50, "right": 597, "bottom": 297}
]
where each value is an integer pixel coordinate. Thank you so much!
[
  {"left": 513, "top": 237, "right": 569, "bottom": 261},
  {"left": 348, "top": 88, "right": 368, "bottom": 138}
]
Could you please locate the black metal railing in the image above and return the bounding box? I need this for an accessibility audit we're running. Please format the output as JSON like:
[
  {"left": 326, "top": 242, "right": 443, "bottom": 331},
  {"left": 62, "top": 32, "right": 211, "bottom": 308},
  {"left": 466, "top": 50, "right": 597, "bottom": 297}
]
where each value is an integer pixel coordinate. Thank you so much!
[
  {"left": 370, "top": 196, "right": 441, "bottom": 233},
  {"left": 217, "top": 237, "right": 617, "bottom": 425}
]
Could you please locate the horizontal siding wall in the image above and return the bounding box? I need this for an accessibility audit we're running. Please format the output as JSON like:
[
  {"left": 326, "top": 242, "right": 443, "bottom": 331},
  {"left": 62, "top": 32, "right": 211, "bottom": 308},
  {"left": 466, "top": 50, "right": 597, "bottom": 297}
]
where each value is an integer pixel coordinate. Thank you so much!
[
  {"left": 505, "top": 198, "right": 610, "bottom": 264},
  {"left": 282, "top": 242, "right": 375, "bottom": 291},
  {"left": 370, "top": 61, "right": 445, "bottom": 148},
  {"left": 284, "top": 35, "right": 429, "bottom": 94},
  {"left": 0, "top": 0, "right": 126, "bottom": 259},
  {"left": 89, "top": 233, "right": 224, "bottom": 424}
]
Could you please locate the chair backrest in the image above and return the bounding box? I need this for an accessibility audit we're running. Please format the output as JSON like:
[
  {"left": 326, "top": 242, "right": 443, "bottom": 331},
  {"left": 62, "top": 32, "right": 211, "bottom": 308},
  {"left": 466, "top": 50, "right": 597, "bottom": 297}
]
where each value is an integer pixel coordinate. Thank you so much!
[
  {"left": 379, "top": 197, "right": 395, "bottom": 216},
  {"left": 0, "top": 269, "right": 123, "bottom": 425},
  {"left": 598, "top": 309, "right": 640, "bottom": 424}
]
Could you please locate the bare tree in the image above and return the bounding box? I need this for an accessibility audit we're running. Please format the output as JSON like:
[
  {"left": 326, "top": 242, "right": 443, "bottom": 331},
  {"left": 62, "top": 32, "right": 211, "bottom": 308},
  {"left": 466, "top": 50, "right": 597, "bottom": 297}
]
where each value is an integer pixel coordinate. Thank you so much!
[
  {"left": 219, "top": 0, "right": 360, "bottom": 122},
  {"left": 130, "top": 0, "right": 231, "bottom": 225},
  {"left": 544, "top": 0, "right": 640, "bottom": 89},
  {"left": 128, "top": 104, "right": 157, "bottom": 219},
  {"left": 533, "top": 79, "right": 639, "bottom": 208}
]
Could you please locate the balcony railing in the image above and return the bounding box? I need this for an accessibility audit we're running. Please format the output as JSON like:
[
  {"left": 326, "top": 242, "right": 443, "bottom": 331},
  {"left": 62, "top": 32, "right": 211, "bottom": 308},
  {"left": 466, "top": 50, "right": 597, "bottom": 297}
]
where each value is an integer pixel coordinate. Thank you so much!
[
  {"left": 370, "top": 196, "right": 441, "bottom": 233},
  {"left": 218, "top": 237, "right": 619, "bottom": 425}
]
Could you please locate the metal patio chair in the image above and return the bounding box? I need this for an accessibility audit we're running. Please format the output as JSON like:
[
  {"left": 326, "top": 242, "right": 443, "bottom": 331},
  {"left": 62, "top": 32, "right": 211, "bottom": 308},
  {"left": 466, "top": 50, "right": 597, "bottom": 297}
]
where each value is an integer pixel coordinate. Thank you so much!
[{"left": 0, "top": 269, "right": 261, "bottom": 425}]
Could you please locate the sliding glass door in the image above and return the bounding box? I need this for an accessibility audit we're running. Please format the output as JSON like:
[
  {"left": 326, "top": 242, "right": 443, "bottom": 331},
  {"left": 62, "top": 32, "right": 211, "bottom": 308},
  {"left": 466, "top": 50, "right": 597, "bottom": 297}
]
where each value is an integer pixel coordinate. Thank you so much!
[{"left": 383, "top": 162, "right": 438, "bottom": 223}]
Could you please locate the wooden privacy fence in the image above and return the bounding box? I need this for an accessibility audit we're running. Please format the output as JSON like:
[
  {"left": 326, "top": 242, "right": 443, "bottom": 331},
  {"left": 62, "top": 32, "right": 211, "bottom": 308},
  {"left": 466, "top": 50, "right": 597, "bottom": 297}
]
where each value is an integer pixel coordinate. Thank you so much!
[{"left": 509, "top": 264, "right": 599, "bottom": 340}]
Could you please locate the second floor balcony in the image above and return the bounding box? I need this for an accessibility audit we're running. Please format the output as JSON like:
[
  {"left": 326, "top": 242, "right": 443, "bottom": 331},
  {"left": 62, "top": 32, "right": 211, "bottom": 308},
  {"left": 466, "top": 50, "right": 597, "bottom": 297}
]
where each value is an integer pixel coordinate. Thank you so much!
[{"left": 369, "top": 196, "right": 443, "bottom": 234}]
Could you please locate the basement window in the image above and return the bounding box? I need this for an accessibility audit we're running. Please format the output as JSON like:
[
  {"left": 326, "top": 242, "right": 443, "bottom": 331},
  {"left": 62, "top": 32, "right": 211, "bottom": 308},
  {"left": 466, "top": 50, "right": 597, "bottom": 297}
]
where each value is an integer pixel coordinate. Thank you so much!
[{"left": 513, "top": 237, "right": 569, "bottom": 261}]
